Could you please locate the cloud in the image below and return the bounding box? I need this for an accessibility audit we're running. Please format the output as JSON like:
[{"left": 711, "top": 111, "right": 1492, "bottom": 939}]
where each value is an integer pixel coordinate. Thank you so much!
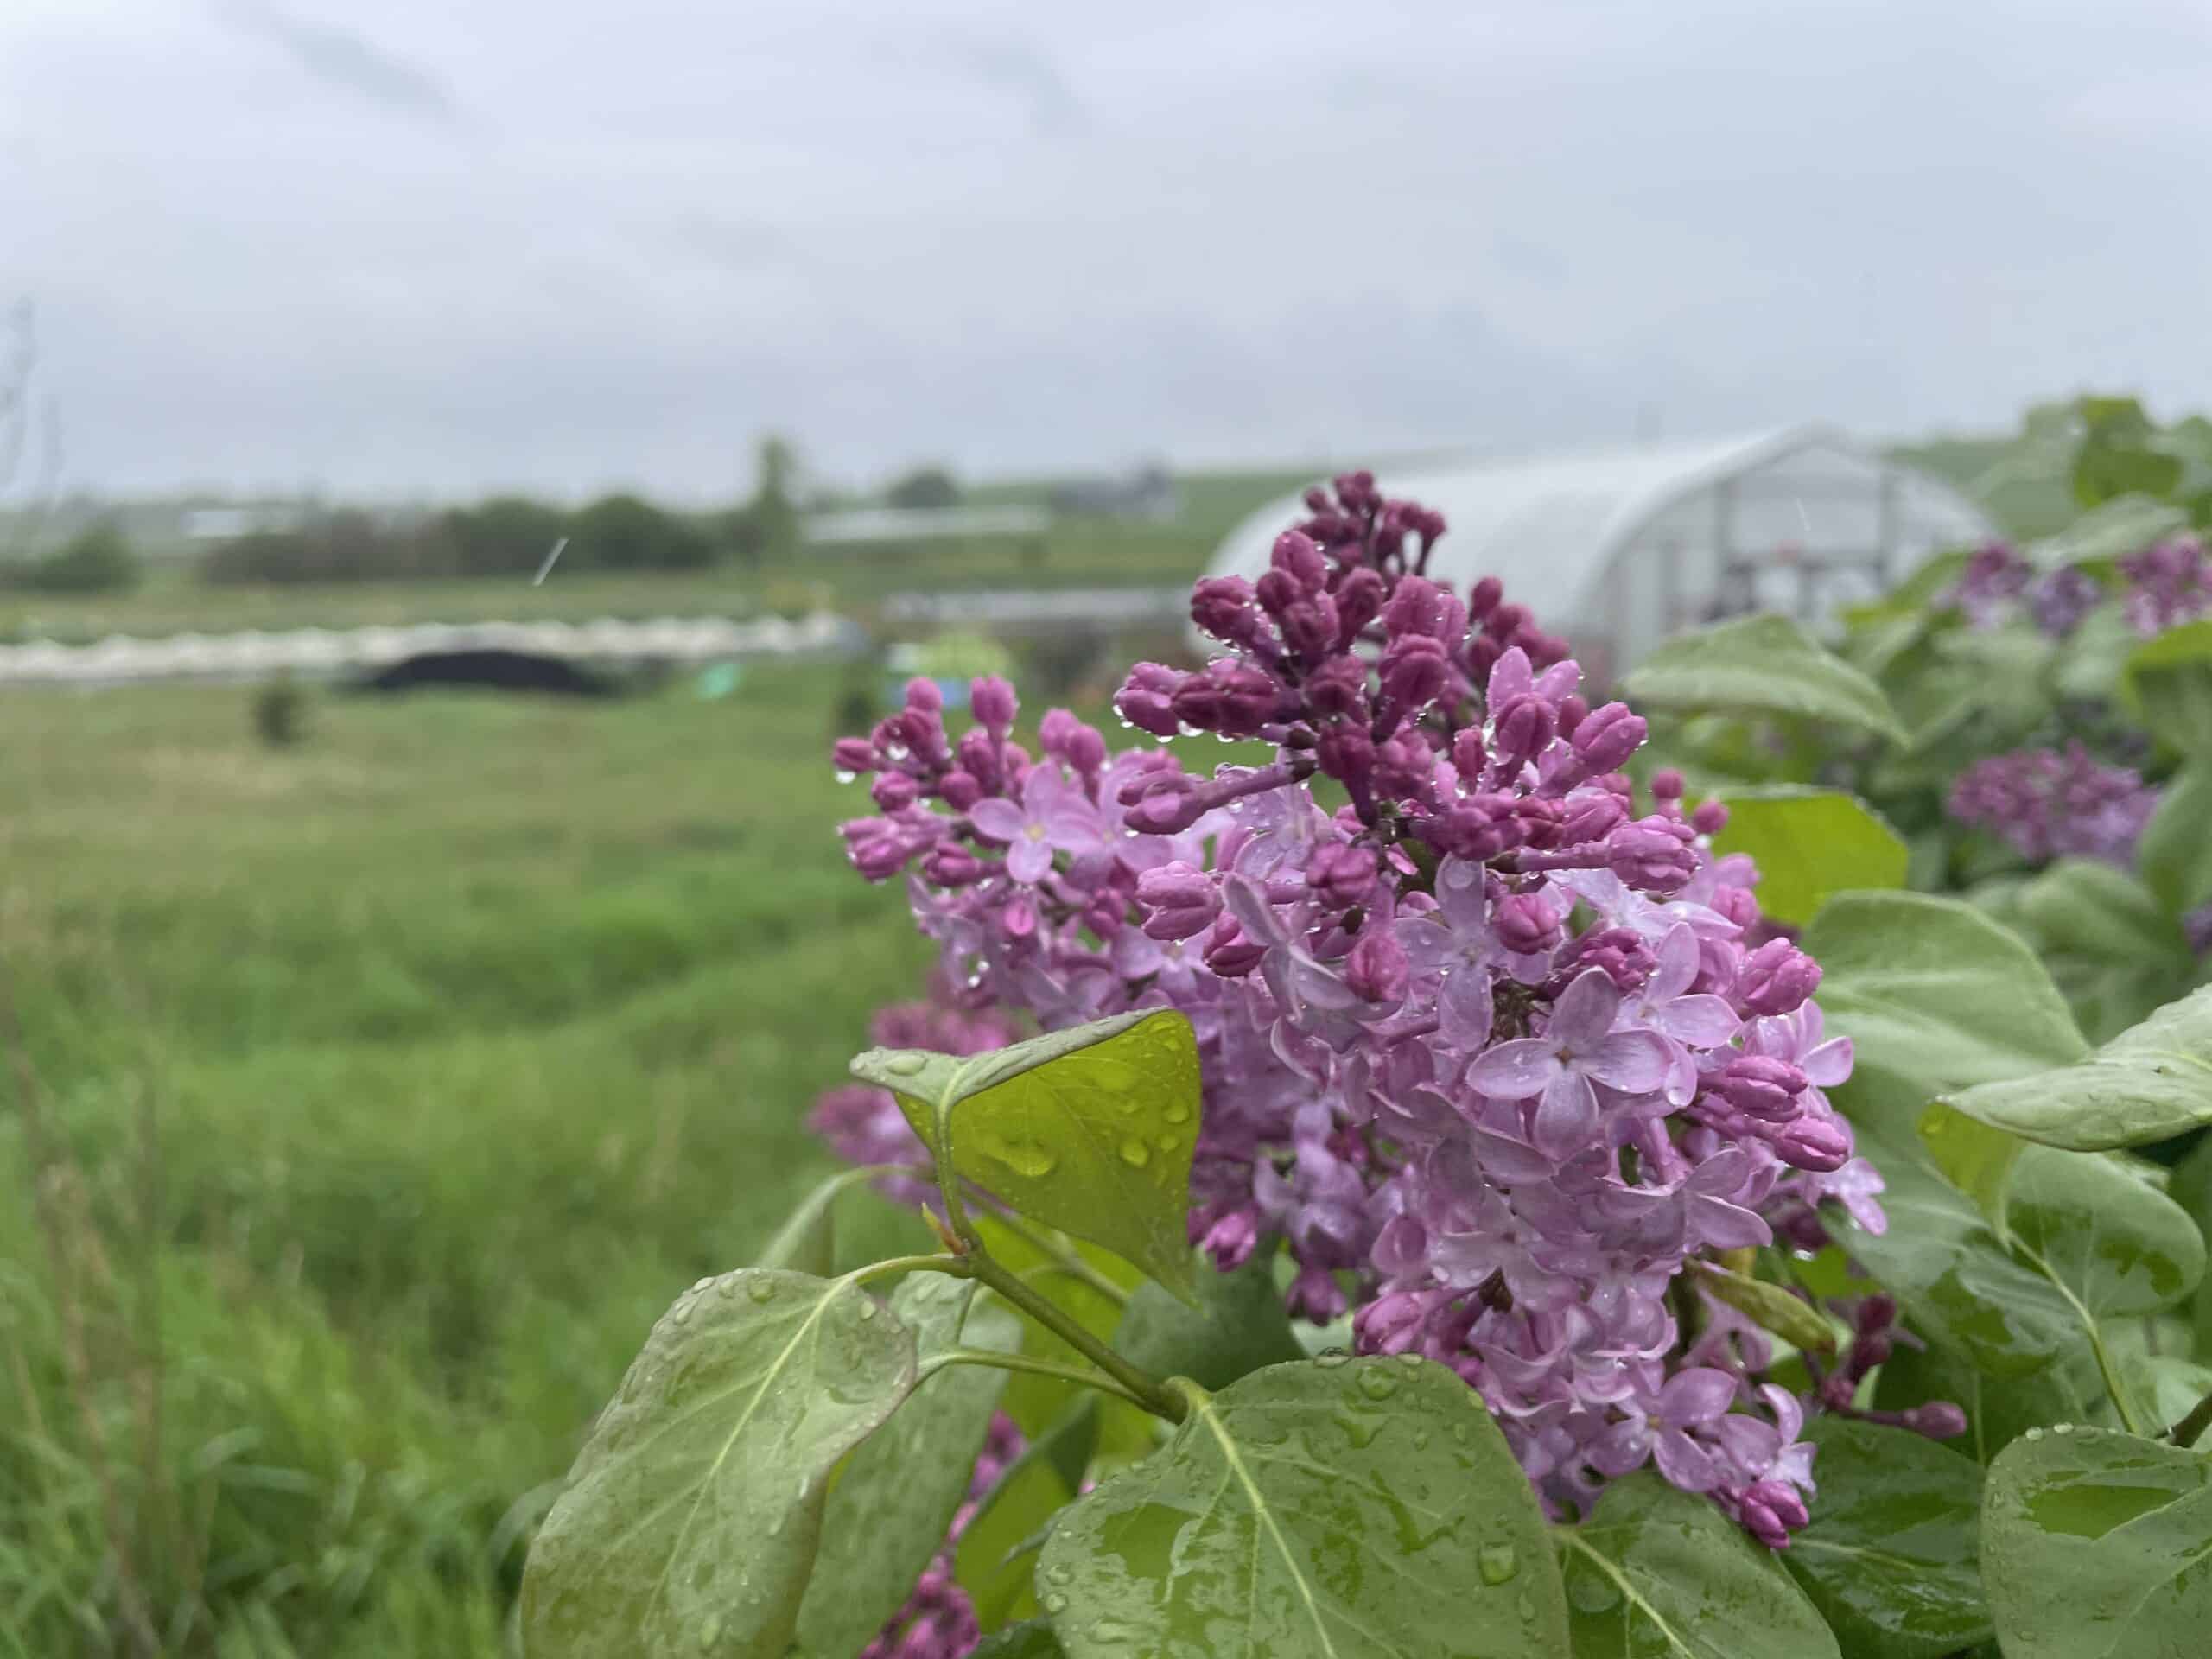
[
  {"left": 216, "top": 3, "right": 461, "bottom": 124},
  {"left": 941, "top": 34, "right": 1084, "bottom": 135}
]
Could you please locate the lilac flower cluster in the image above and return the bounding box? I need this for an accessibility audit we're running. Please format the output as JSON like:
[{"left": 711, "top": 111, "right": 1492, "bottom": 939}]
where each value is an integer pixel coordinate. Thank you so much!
[
  {"left": 1945, "top": 541, "right": 2105, "bottom": 639},
  {"left": 1947, "top": 742, "right": 2162, "bottom": 867},
  {"left": 855, "top": 1413, "right": 1024, "bottom": 1659},
  {"left": 824, "top": 473, "right": 1907, "bottom": 1542},
  {"left": 2120, "top": 534, "right": 2212, "bottom": 636}
]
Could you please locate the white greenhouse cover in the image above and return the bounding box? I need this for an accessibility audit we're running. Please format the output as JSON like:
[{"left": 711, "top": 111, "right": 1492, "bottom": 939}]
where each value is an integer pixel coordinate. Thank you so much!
[{"left": 1202, "top": 426, "right": 1996, "bottom": 678}]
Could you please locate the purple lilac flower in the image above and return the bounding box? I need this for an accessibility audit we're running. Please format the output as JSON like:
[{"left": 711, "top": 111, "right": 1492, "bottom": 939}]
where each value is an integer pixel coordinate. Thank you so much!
[
  {"left": 1947, "top": 742, "right": 2162, "bottom": 867},
  {"left": 1943, "top": 542, "right": 2032, "bottom": 629},
  {"left": 813, "top": 472, "right": 1923, "bottom": 1545},
  {"left": 2120, "top": 535, "right": 2212, "bottom": 637},
  {"left": 2028, "top": 567, "right": 2102, "bottom": 638}
]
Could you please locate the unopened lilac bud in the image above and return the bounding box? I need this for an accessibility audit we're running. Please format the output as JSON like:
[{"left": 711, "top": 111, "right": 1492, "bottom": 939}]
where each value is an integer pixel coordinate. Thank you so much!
[
  {"left": 1573, "top": 703, "right": 1647, "bottom": 774},
  {"left": 1001, "top": 896, "right": 1037, "bottom": 941},
  {"left": 1495, "top": 892, "right": 1564, "bottom": 955},
  {"left": 1739, "top": 938, "right": 1822, "bottom": 1015},
  {"left": 1774, "top": 1116, "right": 1852, "bottom": 1173},
  {"left": 1556, "top": 694, "right": 1589, "bottom": 739},
  {"left": 1716, "top": 1055, "right": 1808, "bottom": 1122},
  {"left": 1062, "top": 721, "right": 1106, "bottom": 774},
  {"left": 832, "top": 736, "right": 877, "bottom": 774},
  {"left": 1607, "top": 816, "right": 1698, "bottom": 891},
  {"left": 1119, "top": 771, "right": 1207, "bottom": 835},
  {"left": 905, "top": 677, "right": 943, "bottom": 714},
  {"left": 1382, "top": 575, "right": 1450, "bottom": 639},
  {"left": 1334, "top": 567, "right": 1386, "bottom": 639},
  {"left": 1115, "top": 662, "right": 1186, "bottom": 738},
  {"left": 1204, "top": 914, "right": 1265, "bottom": 977},
  {"left": 1307, "top": 842, "right": 1379, "bottom": 907},
  {"left": 1353, "top": 1290, "right": 1431, "bottom": 1356},
  {"left": 969, "top": 675, "right": 1016, "bottom": 734},
  {"left": 1853, "top": 1293, "right": 1897, "bottom": 1336},
  {"left": 1379, "top": 633, "right": 1450, "bottom": 715},
  {"left": 1305, "top": 657, "right": 1368, "bottom": 721},
  {"left": 1345, "top": 927, "right": 1409, "bottom": 1006},
  {"left": 1650, "top": 767, "right": 1685, "bottom": 803},
  {"left": 1199, "top": 1206, "right": 1260, "bottom": 1268},
  {"left": 956, "top": 728, "right": 1003, "bottom": 793},
  {"left": 1560, "top": 788, "right": 1628, "bottom": 845},
  {"left": 1737, "top": 1491, "right": 1791, "bottom": 1551},
  {"left": 1492, "top": 696, "right": 1558, "bottom": 770},
  {"left": 871, "top": 772, "right": 920, "bottom": 812},
  {"left": 1852, "top": 1331, "right": 1894, "bottom": 1370},
  {"left": 1691, "top": 799, "right": 1729, "bottom": 836},
  {"left": 1452, "top": 727, "right": 1487, "bottom": 779},
  {"left": 938, "top": 769, "right": 982, "bottom": 810},
  {"left": 1137, "top": 861, "right": 1220, "bottom": 939},
  {"left": 921, "top": 844, "right": 982, "bottom": 886},
  {"left": 1173, "top": 663, "right": 1281, "bottom": 738},
  {"left": 1287, "top": 1264, "right": 1347, "bottom": 1323},
  {"left": 1468, "top": 575, "right": 1503, "bottom": 620},
  {"left": 1280, "top": 594, "right": 1340, "bottom": 662},
  {"left": 1316, "top": 726, "right": 1376, "bottom": 798},
  {"left": 1485, "top": 601, "right": 1529, "bottom": 642},
  {"left": 1270, "top": 529, "right": 1327, "bottom": 591},
  {"left": 1190, "top": 575, "right": 1263, "bottom": 644},
  {"left": 849, "top": 832, "right": 910, "bottom": 882},
  {"left": 1903, "top": 1402, "right": 1970, "bottom": 1440},
  {"left": 1745, "top": 1479, "right": 1809, "bottom": 1536}
]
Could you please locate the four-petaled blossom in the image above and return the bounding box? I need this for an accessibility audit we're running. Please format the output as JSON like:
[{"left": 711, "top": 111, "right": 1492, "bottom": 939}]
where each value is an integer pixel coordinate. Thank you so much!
[
  {"left": 1470, "top": 969, "right": 1673, "bottom": 1158},
  {"left": 968, "top": 764, "right": 1103, "bottom": 882}
]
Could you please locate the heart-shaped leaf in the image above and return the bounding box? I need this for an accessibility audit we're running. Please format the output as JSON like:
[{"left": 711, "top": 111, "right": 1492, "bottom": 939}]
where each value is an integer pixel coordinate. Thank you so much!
[
  {"left": 1625, "top": 613, "right": 1909, "bottom": 744},
  {"left": 796, "top": 1274, "right": 1020, "bottom": 1657},
  {"left": 522, "top": 1268, "right": 919, "bottom": 1659},
  {"left": 1709, "top": 788, "right": 1907, "bottom": 927},
  {"left": 1779, "top": 1418, "right": 1990, "bottom": 1659},
  {"left": 1981, "top": 1424, "right": 2212, "bottom": 1659},
  {"left": 1555, "top": 1473, "right": 1839, "bottom": 1658},
  {"left": 852, "top": 1011, "right": 1203, "bottom": 1297},
  {"left": 1039, "top": 1357, "right": 1571, "bottom": 1657}
]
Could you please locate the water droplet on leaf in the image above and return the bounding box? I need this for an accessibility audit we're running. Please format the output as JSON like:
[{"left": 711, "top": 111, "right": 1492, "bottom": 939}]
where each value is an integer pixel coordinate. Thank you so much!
[
  {"left": 1357, "top": 1367, "right": 1399, "bottom": 1401},
  {"left": 746, "top": 1278, "right": 776, "bottom": 1304},
  {"left": 1479, "top": 1543, "right": 1518, "bottom": 1585},
  {"left": 1118, "top": 1137, "right": 1151, "bottom": 1168}
]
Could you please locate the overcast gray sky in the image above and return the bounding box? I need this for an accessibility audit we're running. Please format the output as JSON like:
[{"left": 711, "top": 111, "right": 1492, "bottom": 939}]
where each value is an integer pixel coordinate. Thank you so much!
[{"left": 3, "top": 0, "right": 2209, "bottom": 502}]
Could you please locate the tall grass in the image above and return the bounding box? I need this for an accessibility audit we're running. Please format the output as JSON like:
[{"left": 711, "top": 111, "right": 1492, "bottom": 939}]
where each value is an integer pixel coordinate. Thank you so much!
[{"left": 0, "top": 670, "right": 936, "bottom": 1653}]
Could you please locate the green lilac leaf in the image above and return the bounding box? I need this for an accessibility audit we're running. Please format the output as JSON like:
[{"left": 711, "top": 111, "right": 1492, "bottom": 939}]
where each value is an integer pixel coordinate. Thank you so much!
[
  {"left": 521, "top": 1268, "right": 918, "bottom": 1659},
  {"left": 1039, "top": 1357, "right": 1572, "bottom": 1658},
  {"left": 967, "top": 1211, "right": 1140, "bottom": 1440},
  {"left": 970, "top": 1621, "right": 1068, "bottom": 1658},
  {"left": 1554, "top": 1473, "right": 1839, "bottom": 1658},
  {"left": 2139, "top": 766, "right": 2212, "bottom": 918},
  {"left": 1111, "top": 1252, "right": 1305, "bottom": 1391},
  {"left": 796, "top": 1274, "right": 1020, "bottom": 1658},
  {"left": 853, "top": 1010, "right": 1203, "bottom": 1298},
  {"left": 1936, "top": 983, "right": 2212, "bottom": 1153},
  {"left": 1778, "top": 1418, "right": 1990, "bottom": 1659},
  {"left": 1708, "top": 788, "right": 1907, "bottom": 927},
  {"left": 2125, "top": 618, "right": 2212, "bottom": 759},
  {"left": 1981, "top": 1424, "right": 2212, "bottom": 1659},
  {"left": 1875, "top": 1338, "right": 2109, "bottom": 1466},
  {"left": 1624, "top": 613, "right": 1908, "bottom": 743},
  {"left": 956, "top": 1400, "right": 1092, "bottom": 1633}
]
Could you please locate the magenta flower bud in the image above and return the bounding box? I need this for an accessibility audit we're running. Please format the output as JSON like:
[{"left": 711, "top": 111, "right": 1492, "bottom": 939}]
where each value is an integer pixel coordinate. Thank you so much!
[
  {"left": 1334, "top": 566, "right": 1386, "bottom": 639},
  {"left": 1255, "top": 567, "right": 1300, "bottom": 618},
  {"left": 1465, "top": 633, "right": 1503, "bottom": 682},
  {"left": 1190, "top": 575, "right": 1263, "bottom": 644},
  {"left": 1556, "top": 693, "right": 1589, "bottom": 739},
  {"left": 1280, "top": 594, "right": 1340, "bottom": 662},
  {"left": 966, "top": 675, "right": 1014, "bottom": 734},
  {"left": 849, "top": 832, "right": 910, "bottom": 882},
  {"left": 921, "top": 843, "right": 982, "bottom": 886},
  {"left": 1774, "top": 1116, "right": 1852, "bottom": 1173},
  {"left": 1739, "top": 938, "right": 1822, "bottom": 1015},
  {"left": 1690, "top": 799, "right": 1729, "bottom": 836},
  {"left": 956, "top": 728, "right": 1004, "bottom": 794},
  {"left": 1379, "top": 632, "right": 1450, "bottom": 714},
  {"left": 1306, "top": 842, "right": 1379, "bottom": 907},
  {"left": 1199, "top": 1207, "right": 1261, "bottom": 1269},
  {"left": 1119, "top": 771, "right": 1207, "bottom": 836},
  {"left": 1606, "top": 816, "right": 1698, "bottom": 891},
  {"left": 1204, "top": 914, "right": 1265, "bottom": 977},
  {"left": 1852, "top": 1331, "right": 1894, "bottom": 1370},
  {"left": 1854, "top": 1293, "right": 1897, "bottom": 1336},
  {"left": 1137, "top": 861, "right": 1221, "bottom": 939},
  {"left": 904, "top": 677, "right": 943, "bottom": 714},
  {"left": 1421, "top": 792, "right": 1522, "bottom": 860},
  {"left": 1001, "top": 896, "right": 1038, "bottom": 941},
  {"left": 1485, "top": 601, "right": 1529, "bottom": 642},
  {"left": 1572, "top": 702, "right": 1647, "bottom": 774},
  {"left": 871, "top": 772, "right": 920, "bottom": 812},
  {"left": 1173, "top": 663, "right": 1282, "bottom": 738},
  {"left": 832, "top": 736, "right": 877, "bottom": 775},
  {"left": 1716, "top": 1055, "right": 1808, "bottom": 1122},
  {"left": 1452, "top": 727, "right": 1487, "bottom": 779},
  {"left": 1062, "top": 721, "right": 1106, "bottom": 774},
  {"left": 1271, "top": 530, "right": 1327, "bottom": 591},
  {"left": 1903, "top": 1402, "right": 1970, "bottom": 1440},
  {"left": 1745, "top": 1478, "right": 1809, "bottom": 1535},
  {"left": 1382, "top": 575, "right": 1450, "bottom": 639},
  {"left": 1287, "top": 1264, "right": 1348, "bottom": 1323},
  {"left": 1495, "top": 892, "right": 1563, "bottom": 955},
  {"left": 1304, "top": 657, "right": 1368, "bottom": 721},
  {"left": 1492, "top": 695, "right": 1559, "bottom": 769},
  {"left": 938, "top": 769, "right": 982, "bottom": 810},
  {"left": 1115, "top": 662, "right": 1186, "bottom": 739},
  {"left": 1512, "top": 795, "right": 1566, "bottom": 850},
  {"left": 1468, "top": 575, "right": 1503, "bottom": 620},
  {"left": 1649, "top": 766, "right": 1685, "bottom": 803},
  {"left": 1353, "top": 1290, "right": 1431, "bottom": 1356},
  {"left": 1345, "top": 927, "right": 1410, "bottom": 1006},
  {"left": 1316, "top": 725, "right": 1376, "bottom": 798},
  {"left": 1560, "top": 788, "right": 1628, "bottom": 845}
]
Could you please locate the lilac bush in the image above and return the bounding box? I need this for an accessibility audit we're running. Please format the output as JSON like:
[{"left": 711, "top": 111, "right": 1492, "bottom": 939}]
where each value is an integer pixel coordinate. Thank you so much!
[{"left": 823, "top": 473, "right": 1913, "bottom": 1541}]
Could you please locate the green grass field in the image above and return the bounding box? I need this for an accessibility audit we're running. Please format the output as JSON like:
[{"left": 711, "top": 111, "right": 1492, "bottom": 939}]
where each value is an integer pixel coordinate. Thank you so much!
[{"left": 0, "top": 670, "right": 959, "bottom": 1655}]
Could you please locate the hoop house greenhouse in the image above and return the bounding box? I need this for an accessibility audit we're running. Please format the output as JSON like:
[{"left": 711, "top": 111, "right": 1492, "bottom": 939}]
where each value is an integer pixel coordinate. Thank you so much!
[{"left": 1203, "top": 426, "right": 1996, "bottom": 680}]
